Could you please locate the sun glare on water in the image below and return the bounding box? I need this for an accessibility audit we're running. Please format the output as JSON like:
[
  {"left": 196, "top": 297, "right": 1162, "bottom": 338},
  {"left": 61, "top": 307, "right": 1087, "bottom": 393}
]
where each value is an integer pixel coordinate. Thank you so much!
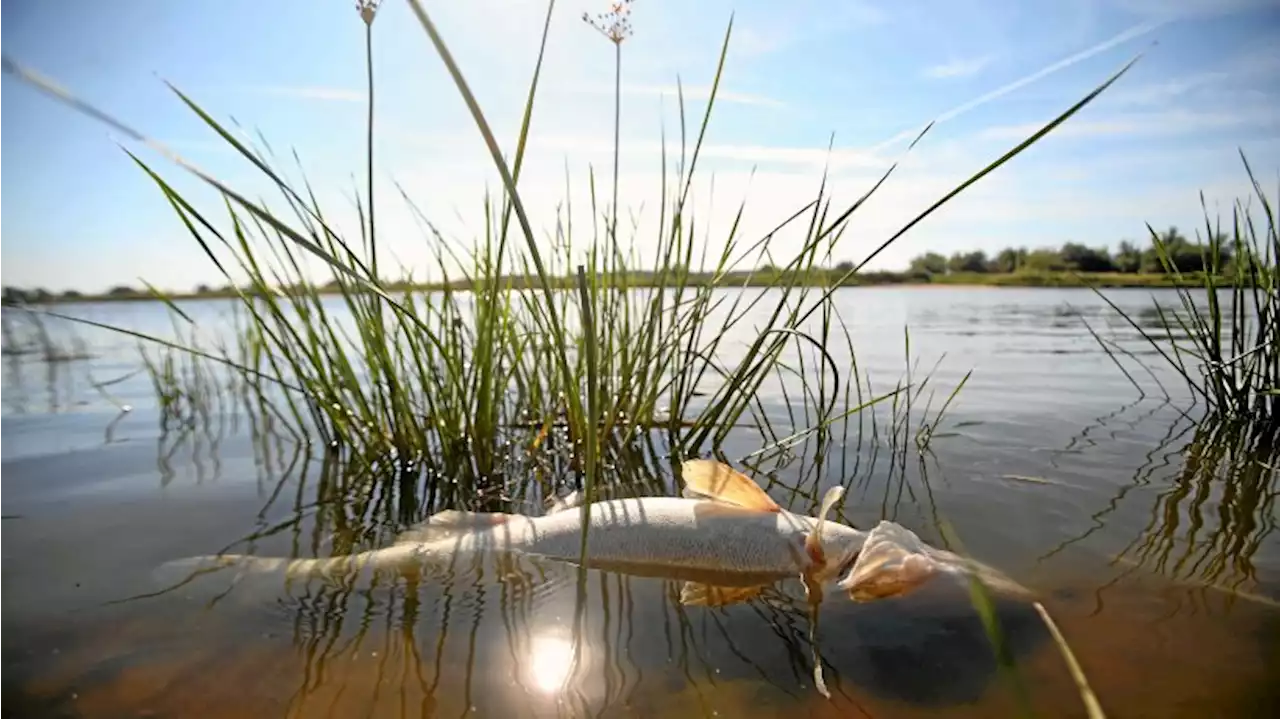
[{"left": 527, "top": 633, "right": 576, "bottom": 694}]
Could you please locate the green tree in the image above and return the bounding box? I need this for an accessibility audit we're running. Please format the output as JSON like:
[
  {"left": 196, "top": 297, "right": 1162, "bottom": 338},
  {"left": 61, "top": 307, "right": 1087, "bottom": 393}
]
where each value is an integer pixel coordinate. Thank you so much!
[
  {"left": 833, "top": 260, "right": 855, "bottom": 274},
  {"left": 1023, "top": 249, "right": 1067, "bottom": 272},
  {"left": 989, "top": 247, "right": 1026, "bottom": 273},
  {"left": 908, "top": 252, "right": 947, "bottom": 275},
  {"left": 947, "top": 250, "right": 989, "bottom": 273},
  {"left": 1059, "top": 242, "right": 1115, "bottom": 272},
  {"left": 1142, "top": 226, "right": 1219, "bottom": 274},
  {"left": 1114, "top": 241, "right": 1142, "bottom": 273}
]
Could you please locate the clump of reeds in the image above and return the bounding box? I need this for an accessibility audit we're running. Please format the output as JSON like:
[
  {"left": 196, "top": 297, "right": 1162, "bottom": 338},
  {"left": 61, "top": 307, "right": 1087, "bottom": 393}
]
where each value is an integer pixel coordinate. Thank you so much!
[
  {"left": 1092, "top": 155, "right": 1278, "bottom": 426},
  {"left": 2, "top": 1, "right": 1140, "bottom": 508}
]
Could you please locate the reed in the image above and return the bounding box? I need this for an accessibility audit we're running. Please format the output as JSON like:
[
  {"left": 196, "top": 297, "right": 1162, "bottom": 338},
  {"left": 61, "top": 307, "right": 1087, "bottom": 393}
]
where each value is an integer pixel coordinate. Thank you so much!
[
  {"left": 2, "top": 0, "right": 1139, "bottom": 507},
  {"left": 1089, "top": 155, "right": 1278, "bottom": 426}
]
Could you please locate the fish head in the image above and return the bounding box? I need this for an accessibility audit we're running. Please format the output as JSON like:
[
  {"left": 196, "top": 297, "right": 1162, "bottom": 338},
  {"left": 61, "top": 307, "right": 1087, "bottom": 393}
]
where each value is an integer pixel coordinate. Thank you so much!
[{"left": 835, "top": 520, "right": 941, "bottom": 601}]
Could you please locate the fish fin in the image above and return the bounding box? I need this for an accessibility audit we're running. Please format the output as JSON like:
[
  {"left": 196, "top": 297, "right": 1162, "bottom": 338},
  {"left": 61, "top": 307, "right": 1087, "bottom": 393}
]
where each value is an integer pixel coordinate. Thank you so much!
[
  {"left": 428, "top": 510, "right": 517, "bottom": 527},
  {"left": 680, "top": 460, "right": 781, "bottom": 512},
  {"left": 393, "top": 510, "right": 516, "bottom": 545},
  {"left": 681, "top": 486, "right": 712, "bottom": 500},
  {"left": 692, "top": 501, "right": 765, "bottom": 522},
  {"left": 679, "top": 582, "right": 766, "bottom": 607},
  {"left": 803, "top": 485, "right": 846, "bottom": 570},
  {"left": 545, "top": 490, "right": 585, "bottom": 515}
]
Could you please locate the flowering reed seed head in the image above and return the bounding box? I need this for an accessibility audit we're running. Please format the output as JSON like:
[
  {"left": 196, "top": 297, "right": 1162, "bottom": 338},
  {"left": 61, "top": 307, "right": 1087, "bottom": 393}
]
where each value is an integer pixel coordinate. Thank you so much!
[
  {"left": 583, "top": 0, "right": 634, "bottom": 44},
  {"left": 356, "top": 0, "right": 381, "bottom": 26}
]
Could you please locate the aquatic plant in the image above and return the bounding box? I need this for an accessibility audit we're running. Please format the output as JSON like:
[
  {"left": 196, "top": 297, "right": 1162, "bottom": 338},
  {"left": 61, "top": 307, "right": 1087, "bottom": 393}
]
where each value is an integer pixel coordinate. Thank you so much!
[
  {"left": 1090, "top": 157, "right": 1278, "bottom": 426},
  {"left": 1073, "top": 161, "right": 1279, "bottom": 598}
]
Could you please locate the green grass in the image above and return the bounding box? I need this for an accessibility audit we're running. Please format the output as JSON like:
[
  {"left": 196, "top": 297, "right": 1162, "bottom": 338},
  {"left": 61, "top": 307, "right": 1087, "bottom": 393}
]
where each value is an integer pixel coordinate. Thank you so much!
[{"left": 3, "top": 2, "right": 1141, "bottom": 510}]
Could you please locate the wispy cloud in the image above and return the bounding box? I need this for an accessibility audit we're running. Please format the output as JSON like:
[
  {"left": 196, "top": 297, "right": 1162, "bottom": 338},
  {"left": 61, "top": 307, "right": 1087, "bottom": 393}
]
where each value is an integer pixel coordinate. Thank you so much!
[
  {"left": 923, "top": 55, "right": 993, "bottom": 79},
  {"left": 933, "top": 19, "right": 1164, "bottom": 124},
  {"left": 868, "top": 18, "right": 1168, "bottom": 152},
  {"left": 978, "top": 107, "right": 1278, "bottom": 140}
]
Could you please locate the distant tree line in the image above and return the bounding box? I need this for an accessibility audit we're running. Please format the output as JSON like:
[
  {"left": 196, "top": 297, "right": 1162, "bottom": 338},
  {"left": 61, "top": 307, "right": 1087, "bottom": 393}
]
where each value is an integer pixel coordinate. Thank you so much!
[
  {"left": 907, "top": 226, "right": 1231, "bottom": 277},
  {"left": 1, "top": 226, "right": 1236, "bottom": 304}
]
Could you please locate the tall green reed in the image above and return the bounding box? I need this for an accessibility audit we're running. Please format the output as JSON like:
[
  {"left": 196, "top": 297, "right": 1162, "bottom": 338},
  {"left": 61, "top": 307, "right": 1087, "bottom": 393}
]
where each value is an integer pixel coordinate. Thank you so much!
[{"left": 2, "top": 0, "right": 1142, "bottom": 509}]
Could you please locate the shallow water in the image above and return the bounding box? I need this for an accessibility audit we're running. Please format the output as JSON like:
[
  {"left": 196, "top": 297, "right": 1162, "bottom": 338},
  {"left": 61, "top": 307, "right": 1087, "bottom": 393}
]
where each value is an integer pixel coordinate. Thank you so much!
[{"left": 3, "top": 287, "right": 1278, "bottom": 718}]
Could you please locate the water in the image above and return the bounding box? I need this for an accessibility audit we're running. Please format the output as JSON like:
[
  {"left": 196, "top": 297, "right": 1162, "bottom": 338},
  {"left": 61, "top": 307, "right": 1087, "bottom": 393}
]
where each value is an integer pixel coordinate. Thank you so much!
[{"left": 3, "top": 287, "right": 1278, "bottom": 718}]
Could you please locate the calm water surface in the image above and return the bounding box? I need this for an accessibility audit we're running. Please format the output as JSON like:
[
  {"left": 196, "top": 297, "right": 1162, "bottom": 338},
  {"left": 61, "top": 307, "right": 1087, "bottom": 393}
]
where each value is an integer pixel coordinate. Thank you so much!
[{"left": 3, "top": 287, "right": 1278, "bottom": 718}]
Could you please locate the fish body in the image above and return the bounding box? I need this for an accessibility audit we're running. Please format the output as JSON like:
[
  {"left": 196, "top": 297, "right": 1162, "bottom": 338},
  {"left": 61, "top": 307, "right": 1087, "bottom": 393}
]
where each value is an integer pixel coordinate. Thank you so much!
[
  {"left": 161, "top": 496, "right": 869, "bottom": 586},
  {"left": 156, "top": 460, "right": 1033, "bottom": 607}
]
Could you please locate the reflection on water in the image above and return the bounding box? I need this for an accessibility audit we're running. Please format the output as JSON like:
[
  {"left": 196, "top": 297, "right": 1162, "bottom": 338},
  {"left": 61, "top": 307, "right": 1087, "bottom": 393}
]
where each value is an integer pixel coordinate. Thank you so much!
[
  {"left": 527, "top": 633, "right": 574, "bottom": 694},
  {"left": 3, "top": 289, "right": 1279, "bottom": 717}
]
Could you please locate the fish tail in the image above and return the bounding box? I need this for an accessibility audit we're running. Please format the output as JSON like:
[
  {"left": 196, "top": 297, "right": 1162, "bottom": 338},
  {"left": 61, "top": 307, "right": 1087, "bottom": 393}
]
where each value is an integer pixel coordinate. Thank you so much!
[
  {"left": 154, "top": 542, "right": 448, "bottom": 590},
  {"left": 153, "top": 547, "right": 400, "bottom": 588}
]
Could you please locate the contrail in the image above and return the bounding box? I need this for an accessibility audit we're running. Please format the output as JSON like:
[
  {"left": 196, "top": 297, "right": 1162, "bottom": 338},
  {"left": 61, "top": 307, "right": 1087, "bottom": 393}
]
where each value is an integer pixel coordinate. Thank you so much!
[{"left": 868, "top": 18, "right": 1168, "bottom": 152}]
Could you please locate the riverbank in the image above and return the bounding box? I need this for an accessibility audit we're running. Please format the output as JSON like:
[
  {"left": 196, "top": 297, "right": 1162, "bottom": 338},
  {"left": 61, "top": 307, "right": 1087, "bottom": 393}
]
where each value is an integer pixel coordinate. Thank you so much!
[{"left": 3, "top": 270, "right": 1219, "bottom": 305}]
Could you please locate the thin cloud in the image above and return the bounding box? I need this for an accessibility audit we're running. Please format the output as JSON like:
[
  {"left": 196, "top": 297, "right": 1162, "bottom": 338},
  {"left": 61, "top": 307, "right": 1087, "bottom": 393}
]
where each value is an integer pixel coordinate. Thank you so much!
[
  {"left": 978, "top": 107, "right": 1277, "bottom": 140},
  {"left": 923, "top": 55, "right": 993, "bottom": 79},
  {"left": 935, "top": 20, "right": 1164, "bottom": 124},
  {"left": 868, "top": 19, "right": 1167, "bottom": 152}
]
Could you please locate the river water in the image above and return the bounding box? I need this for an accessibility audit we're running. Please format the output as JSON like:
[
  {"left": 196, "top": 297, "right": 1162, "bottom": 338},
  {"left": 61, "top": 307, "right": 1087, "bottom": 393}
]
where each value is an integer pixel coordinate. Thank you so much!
[{"left": 3, "top": 287, "right": 1277, "bottom": 718}]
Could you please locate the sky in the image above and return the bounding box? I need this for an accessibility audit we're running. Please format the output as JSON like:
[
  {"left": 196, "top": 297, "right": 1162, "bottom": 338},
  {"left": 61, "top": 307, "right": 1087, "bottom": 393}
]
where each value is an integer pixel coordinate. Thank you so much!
[{"left": 2, "top": 0, "right": 1279, "bottom": 293}]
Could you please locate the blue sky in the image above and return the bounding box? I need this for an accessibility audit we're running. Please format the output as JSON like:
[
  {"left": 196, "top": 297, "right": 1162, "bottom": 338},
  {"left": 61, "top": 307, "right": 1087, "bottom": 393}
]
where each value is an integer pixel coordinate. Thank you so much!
[{"left": 3, "top": 0, "right": 1278, "bottom": 293}]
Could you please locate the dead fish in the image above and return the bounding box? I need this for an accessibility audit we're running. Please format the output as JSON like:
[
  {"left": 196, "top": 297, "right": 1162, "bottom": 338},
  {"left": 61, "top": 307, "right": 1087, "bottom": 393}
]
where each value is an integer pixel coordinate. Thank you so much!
[
  {"left": 156, "top": 460, "right": 866, "bottom": 606},
  {"left": 157, "top": 460, "right": 1031, "bottom": 607}
]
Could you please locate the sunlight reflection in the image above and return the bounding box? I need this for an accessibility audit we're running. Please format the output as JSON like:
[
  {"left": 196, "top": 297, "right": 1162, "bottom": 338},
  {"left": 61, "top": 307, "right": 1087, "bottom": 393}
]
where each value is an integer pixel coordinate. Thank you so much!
[{"left": 527, "top": 633, "right": 576, "bottom": 694}]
